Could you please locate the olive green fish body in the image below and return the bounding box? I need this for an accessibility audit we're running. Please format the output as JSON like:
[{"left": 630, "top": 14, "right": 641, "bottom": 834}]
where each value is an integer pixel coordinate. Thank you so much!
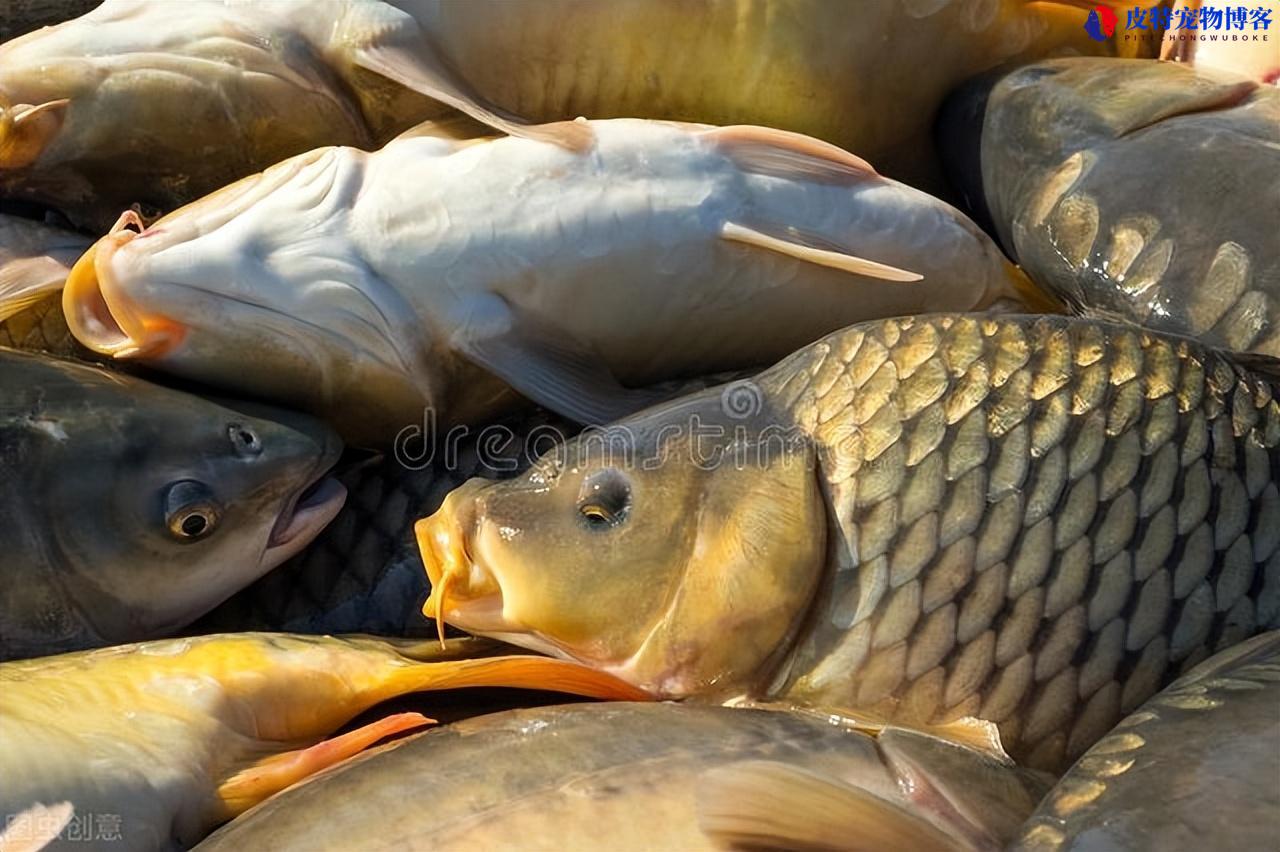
[
  {"left": 762, "top": 314, "right": 1280, "bottom": 769},
  {"left": 425, "top": 315, "right": 1280, "bottom": 772},
  {"left": 942, "top": 59, "right": 1280, "bottom": 355},
  {"left": 194, "top": 702, "right": 1047, "bottom": 852},
  {"left": 1014, "top": 630, "right": 1280, "bottom": 850},
  {"left": 0, "top": 348, "right": 344, "bottom": 660}
]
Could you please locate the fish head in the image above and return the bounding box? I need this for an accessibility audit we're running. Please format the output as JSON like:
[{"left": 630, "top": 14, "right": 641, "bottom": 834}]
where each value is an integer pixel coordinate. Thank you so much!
[
  {"left": 0, "top": 1, "right": 369, "bottom": 225},
  {"left": 34, "top": 368, "right": 347, "bottom": 639},
  {"left": 62, "top": 148, "right": 435, "bottom": 445},
  {"left": 416, "top": 386, "right": 828, "bottom": 697}
]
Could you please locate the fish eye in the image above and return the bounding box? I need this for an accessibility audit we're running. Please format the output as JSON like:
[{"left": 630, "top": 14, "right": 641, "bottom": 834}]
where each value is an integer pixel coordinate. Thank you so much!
[
  {"left": 577, "top": 469, "right": 631, "bottom": 530},
  {"left": 229, "top": 423, "right": 262, "bottom": 456},
  {"left": 163, "top": 480, "right": 222, "bottom": 542}
]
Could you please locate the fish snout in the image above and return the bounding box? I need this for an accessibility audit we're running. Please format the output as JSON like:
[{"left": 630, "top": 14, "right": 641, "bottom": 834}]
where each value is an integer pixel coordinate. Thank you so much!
[
  {"left": 63, "top": 211, "right": 183, "bottom": 359},
  {"left": 417, "top": 482, "right": 501, "bottom": 643}
]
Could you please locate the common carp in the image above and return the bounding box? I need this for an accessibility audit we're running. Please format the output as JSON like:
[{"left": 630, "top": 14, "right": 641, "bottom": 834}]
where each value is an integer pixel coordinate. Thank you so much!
[
  {"left": 1014, "top": 630, "right": 1280, "bottom": 850},
  {"left": 0, "top": 1, "right": 1145, "bottom": 228},
  {"left": 418, "top": 314, "right": 1280, "bottom": 770},
  {"left": 193, "top": 702, "right": 1048, "bottom": 852},
  {"left": 0, "top": 212, "right": 88, "bottom": 356},
  {"left": 0, "top": 348, "right": 346, "bottom": 660},
  {"left": 58, "top": 118, "right": 1040, "bottom": 446},
  {"left": 0, "top": 633, "right": 650, "bottom": 851},
  {"left": 938, "top": 58, "right": 1280, "bottom": 354}
]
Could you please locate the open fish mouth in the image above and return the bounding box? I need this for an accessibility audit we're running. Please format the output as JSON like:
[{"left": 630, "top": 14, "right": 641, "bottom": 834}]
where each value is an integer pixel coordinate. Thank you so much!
[
  {"left": 264, "top": 475, "right": 348, "bottom": 569},
  {"left": 63, "top": 210, "right": 184, "bottom": 359}
]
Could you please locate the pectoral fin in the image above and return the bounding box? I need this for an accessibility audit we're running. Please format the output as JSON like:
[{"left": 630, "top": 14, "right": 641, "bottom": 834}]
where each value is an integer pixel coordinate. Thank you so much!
[
  {"left": 0, "top": 802, "right": 73, "bottom": 852},
  {"left": 0, "top": 100, "right": 68, "bottom": 170},
  {"left": 216, "top": 712, "right": 433, "bottom": 817},
  {"left": 704, "top": 125, "right": 878, "bottom": 185},
  {"left": 0, "top": 257, "right": 75, "bottom": 322},
  {"left": 453, "top": 298, "right": 669, "bottom": 425},
  {"left": 696, "top": 760, "right": 966, "bottom": 852},
  {"left": 353, "top": 36, "right": 591, "bottom": 151},
  {"left": 721, "top": 222, "right": 923, "bottom": 282}
]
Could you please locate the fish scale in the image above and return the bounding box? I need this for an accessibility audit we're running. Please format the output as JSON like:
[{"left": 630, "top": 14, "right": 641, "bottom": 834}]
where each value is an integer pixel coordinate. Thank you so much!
[
  {"left": 765, "top": 314, "right": 1280, "bottom": 770},
  {"left": 0, "top": 294, "right": 83, "bottom": 356}
]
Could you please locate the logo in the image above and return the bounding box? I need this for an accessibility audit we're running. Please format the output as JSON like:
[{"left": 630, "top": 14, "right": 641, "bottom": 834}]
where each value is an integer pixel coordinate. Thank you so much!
[
  {"left": 1083, "top": 4, "right": 1273, "bottom": 43},
  {"left": 1084, "top": 5, "right": 1118, "bottom": 40}
]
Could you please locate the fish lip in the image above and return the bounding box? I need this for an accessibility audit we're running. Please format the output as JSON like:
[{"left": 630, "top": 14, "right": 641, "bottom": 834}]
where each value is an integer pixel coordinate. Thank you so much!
[
  {"left": 415, "top": 503, "right": 512, "bottom": 638},
  {"left": 263, "top": 475, "right": 347, "bottom": 566},
  {"left": 62, "top": 217, "right": 183, "bottom": 360}
]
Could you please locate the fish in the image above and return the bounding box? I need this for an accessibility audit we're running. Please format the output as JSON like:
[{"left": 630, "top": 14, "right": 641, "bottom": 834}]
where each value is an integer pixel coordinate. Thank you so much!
[
  {"left": 0, "top": 212, "right": 89, "bottom": 356},
  {"left": 0, "top": 1, "right": 1148, "bottom": 229},
  {"left": 0, "top": 347, "right": 347, "bottom": 660},
  {"left": 1014, "top": 629, "right": 1280, "bottom": 850},
  {"left": 192, "top": 701, "right": 1049, "bottom": 852},
  {"left": 417, "top": 313, "right": 1280, "bottom": 771},
  {"left": 58, "top": 118, "right": 1044, "bottom": 447},
  {"left": 937, "top": 58, "right": 1280, "bottom": 355},
  {"left": 0, "top": 0, "right": 98, "bottom": 42},
  {"left": 0, "top": 633, "right": 650, "bottom": 851}
]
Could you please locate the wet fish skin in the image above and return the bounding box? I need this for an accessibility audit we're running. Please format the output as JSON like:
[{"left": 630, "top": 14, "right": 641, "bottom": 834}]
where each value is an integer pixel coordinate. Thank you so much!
[
  {"left": 0, "top": 212, "right": 89, "bottom": 356},
  {"left": 62, "top": 119, "right": 1028, "bottom": 446},
  {"left": 0, "top": 348, "right": 346, "bottom": 660},
  {"left": 939, "top": 58, "right": 1280, "bottom": 354},
  {"left": 0, "top": 633, "right": 651, "bottom": 851},
  {"left": 1014, "top": 630, "right": 1280, "bottom": 850},
  {"left": 193, "top": 702, "right": 1048, "bottom": 852},
  {"left": 0, "top": 1, "right": 1138, "bottom": 228},
  {"left": 419, "top": 314, "right": 1280, "bottom": 771}
]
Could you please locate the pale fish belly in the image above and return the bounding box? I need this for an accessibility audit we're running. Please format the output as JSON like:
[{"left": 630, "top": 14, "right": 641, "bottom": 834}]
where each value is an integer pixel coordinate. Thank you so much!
[{"left": 762, "top": 314, "right": 1280, "bottom": 770}]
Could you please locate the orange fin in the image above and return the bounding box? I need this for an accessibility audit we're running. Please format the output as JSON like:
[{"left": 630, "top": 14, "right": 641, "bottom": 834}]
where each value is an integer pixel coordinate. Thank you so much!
[
  {"left": 704, "top": 124, "right": 878, "bottom": 185},
  {"left": 0, "top": 100, "right": 68, "bottom": 170},
  {"left": 720, "top": 221, "right": 923, "bottom": 282},
  {"left": 216, "top": 712, "right": 433, "bottom": 816},
  {"left": 0, "top": 257, "right": 74, "bottom": 322},
  {"left": 378, "top": 654, "right": 655, "bottom": 704},
  {"left": 353, "top": 40, "right": 592, "bottom": 152},
  {"left": 0, "top": 801, "right": 74, "bottom": 852}
]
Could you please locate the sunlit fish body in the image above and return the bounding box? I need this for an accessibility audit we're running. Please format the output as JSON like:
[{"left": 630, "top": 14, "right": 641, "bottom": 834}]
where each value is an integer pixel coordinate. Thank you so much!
[
  {"left": 62, "top": 120, "right": 1033, "bottom": 446},
  {"left": 419, "top": 314, "right": 1280, "bottom": 770}
]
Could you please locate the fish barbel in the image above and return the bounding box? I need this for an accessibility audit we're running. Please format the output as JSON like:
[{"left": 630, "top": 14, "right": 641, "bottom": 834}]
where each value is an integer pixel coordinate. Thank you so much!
[
  {"left": 192, "top": 702, "right": 1049, "bottom": 852},
  {"left": 0, "top": 0, "right": 1148, "bottom": 228},
  {"left": 58, "top": 119, "right": 1038, "bottom": 446},
  {"left": 938, "top": 58, "right": 1280, "bottom": 354},
  {"left": 418, "top": 314, "right": 1280, "bottom": 770},
  {"left": 0, "top": 633, "right": 650, "bottom": 851},
  {"left": 1014, "top": 629, "right": 1280, "bottom": 850},
  {"left": 0, "top": 347, "right": 346, "bottom": 660}
]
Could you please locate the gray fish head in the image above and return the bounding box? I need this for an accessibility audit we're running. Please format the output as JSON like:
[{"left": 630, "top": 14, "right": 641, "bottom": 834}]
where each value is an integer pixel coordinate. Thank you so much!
[
  {"left": 25, "top": 361, "right": 346, "bottom": 641},
  {"left": 62, "top": 148, "right": 438, "bottom": 446},
  {"left": 415, "top": 384, "right": 828, "bottom": 698}
]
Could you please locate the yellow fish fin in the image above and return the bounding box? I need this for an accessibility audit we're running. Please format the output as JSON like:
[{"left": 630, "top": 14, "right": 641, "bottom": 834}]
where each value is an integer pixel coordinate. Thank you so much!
[
  {"left": 216, "top": 712, "right": 433, "bottom": 817},
  {"left": 0, "top": 801, "right": 74, "bottom": 852},
  {"left": 720, "top": 221, "right": 923, "bottom": 283},
  {"left": 0, "top": 100, "right": 68, "bottom": 170},
  {"left": 696, "top": 760, "right": 967, "bottom": 852},
  {"left": 0, "top": 256, "right": 74, "bottom": 322}
]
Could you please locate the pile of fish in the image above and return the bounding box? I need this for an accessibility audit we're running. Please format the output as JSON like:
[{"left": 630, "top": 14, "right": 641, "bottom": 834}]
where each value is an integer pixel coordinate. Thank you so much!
[{"left": 0, "top": 1, "right": 1276, "bottom": 850}]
